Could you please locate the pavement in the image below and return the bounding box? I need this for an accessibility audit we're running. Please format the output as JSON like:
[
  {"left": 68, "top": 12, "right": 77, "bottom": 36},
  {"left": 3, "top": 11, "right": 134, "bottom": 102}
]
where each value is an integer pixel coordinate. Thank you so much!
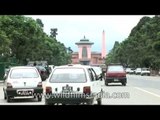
[{"left": 0, "top": 81, "right": 4, "bottom": 86}]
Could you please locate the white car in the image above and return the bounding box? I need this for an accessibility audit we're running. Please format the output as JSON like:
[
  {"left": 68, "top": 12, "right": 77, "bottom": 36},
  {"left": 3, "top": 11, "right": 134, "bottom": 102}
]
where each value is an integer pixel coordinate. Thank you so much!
[
  {"left": 125, "top": 68, "right": 131, "bottom": 74},
  {"left": 3, "top": 66, "right": 43, "bottom": 102},
  {"left": 44, "top": 64, "right": 103, "bottom": 105},
  {"left": 135, "top": 68, "right": 142, "bottom": 75},
  {"left": 141, "top": 68, "right": 150, "bottom": 76}
]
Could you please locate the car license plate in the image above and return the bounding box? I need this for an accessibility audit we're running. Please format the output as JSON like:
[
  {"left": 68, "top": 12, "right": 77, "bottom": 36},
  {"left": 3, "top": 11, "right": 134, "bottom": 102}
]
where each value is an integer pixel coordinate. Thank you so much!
[
  {"left": 114, "top": 79, "right": 119, "bottom": 81},
  {"left": 17, "top": 89, "right": 33, "bottom": 95},
  {"left": 62, "top": 86, "right": 72, "bottom": 93}
]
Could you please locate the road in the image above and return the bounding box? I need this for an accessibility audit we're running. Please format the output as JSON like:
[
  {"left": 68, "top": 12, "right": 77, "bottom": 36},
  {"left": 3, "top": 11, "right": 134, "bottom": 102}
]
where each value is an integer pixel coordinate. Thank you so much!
[{"left": 1, "top": 74, "right": 160, "bottom": 105}]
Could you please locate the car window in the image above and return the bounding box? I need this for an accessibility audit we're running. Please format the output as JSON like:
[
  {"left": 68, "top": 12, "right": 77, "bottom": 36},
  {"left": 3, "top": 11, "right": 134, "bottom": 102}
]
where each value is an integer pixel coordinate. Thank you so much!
[
  {"left": 88, "top": 68, "right": 96, "bottom": 81},
  {"left": 10, "top": 68, "right": 39, "bottom": 79},
  {"left": 142, "top": 68, "right": 149, "bottom": 71},
  {"left": 50, "top": 68, "right": 86, "bottom": 83},
  {"left": 107, "top": 65, "right": 124, "bottom": 72},
  {"left": 92, "top": 67, "right": 102, "bottom": 75}
]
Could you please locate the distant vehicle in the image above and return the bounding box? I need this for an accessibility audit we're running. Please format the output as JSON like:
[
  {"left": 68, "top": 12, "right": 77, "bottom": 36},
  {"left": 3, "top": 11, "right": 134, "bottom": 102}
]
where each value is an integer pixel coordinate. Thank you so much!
[
  {"left": 35, "top": 66, "right": 49, "bottom": 81},
  {"left": 125, "top": 68, "right": 131, "bottom": 74},
  {"left": 27, "top": 61, "right": 48, "bottom": 67},
  {"left": 141, "top": 68, "right": 150, "bottom": 76},
  {"left": 105, "top": 64, "right": 127, "bottom": 86},
  {"left": 135, "top": 68, "right": 142, "bottom": 75},
  {"left": 3, "top": 66, "right": 43, "bottom": 102},
  {"left": 125, "top": 68, "right": 135, "bottom": 74},
  {"left": 44, "top": 64, "right": 103, "bottom": 105}
]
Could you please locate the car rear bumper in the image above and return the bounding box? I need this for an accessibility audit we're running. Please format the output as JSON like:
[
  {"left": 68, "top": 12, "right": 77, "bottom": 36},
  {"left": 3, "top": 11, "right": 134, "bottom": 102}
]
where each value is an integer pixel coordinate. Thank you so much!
[
  {"left": 105, "top": 77, "right": 127, "bottom": 83},
  {"left": 45, "top": 93, "right": 94, "bottom": 104},
  {"left": 6, "top": 87, "right": 43, "bottom": 97}
]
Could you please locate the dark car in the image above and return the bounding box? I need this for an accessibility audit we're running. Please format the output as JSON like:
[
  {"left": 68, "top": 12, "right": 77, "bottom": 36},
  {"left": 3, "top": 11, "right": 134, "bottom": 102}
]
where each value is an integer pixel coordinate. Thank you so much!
[
  {"left": 35, "top": 66, "right": 49, "bottom": 81},
  {"left": 105, "top": 64, "right": 127, "bottom": 86}
]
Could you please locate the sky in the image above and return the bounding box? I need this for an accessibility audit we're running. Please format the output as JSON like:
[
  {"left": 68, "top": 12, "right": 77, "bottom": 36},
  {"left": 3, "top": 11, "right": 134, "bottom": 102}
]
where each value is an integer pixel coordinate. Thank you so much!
[{"left": 26, "top": 15, "right": 154, "bottom": 53}]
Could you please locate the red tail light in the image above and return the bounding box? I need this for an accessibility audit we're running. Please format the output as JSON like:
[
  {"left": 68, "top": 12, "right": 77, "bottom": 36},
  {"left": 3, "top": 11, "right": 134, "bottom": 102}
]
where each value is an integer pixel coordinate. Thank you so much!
[
  {"left": 7, "top": 82, "right": 12, "bottom": 88},
  {"left": 37, "top": 82, "right": 42, "bottom": 87},
  {"left": 46, "top": 86, "right": 52, "bottom": 94},
  {"left": 83, "top": 86, "right": 91, "bottom": 95}
]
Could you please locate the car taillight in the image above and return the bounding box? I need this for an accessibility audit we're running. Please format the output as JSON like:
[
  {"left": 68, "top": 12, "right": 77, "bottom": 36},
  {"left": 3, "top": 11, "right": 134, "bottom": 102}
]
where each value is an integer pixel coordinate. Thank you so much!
[
  {"left": 83, "top": 86, "right": 91, "bottom": 95},
  {"left": 7, "top": 82, "right": 12, "bottom": 88},
  {"left": 37, "top": 82, "right": 42, "bottom": 87},
  {"left": 46, "top": 86, "right": 52, "bottom": 94}
]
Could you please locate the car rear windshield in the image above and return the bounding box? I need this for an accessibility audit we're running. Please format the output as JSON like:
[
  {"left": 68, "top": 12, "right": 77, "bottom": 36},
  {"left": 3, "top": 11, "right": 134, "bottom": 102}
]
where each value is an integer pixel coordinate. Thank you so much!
[
  {"left": 142, "top": 68, "right": 149, "bottom": 71},
  {"left": 50, "top": 68, "right": 86, "bottom": 83},
  {"left": 107, "top": 65, "right": 124, "bottom": 72},
  {"left": 10, "top": 68, "right": 39, "bottom": 79}
]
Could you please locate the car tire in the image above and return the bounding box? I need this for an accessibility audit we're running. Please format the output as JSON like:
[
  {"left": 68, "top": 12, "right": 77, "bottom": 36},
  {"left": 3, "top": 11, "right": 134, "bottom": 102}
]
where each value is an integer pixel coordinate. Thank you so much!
[
  {"left": 97, "top": 98, "right": 102, "bottom": 105},
  {"left": 37, "top": 95, "right": 42, "bottom": 102},
  {"left": 4, "top": 92, "right": 6, "bottom": 100},
  {"left": 45, "top": 101, "right": 50, "bottom": 105},
  {"left": 87, "top": 100, "right": 94, "bottom": 105},
  {"left": 45, "top": 100, "right": 55, "bottom": 105},
  {"left": 7, "top": 96, "right": 12, "bottom": 102},
  {"left": 105, "top": 81, "right": 109, "bottom": 86},
  {"left": 122, "top": 82, "right": 126, "bottom": 86}
]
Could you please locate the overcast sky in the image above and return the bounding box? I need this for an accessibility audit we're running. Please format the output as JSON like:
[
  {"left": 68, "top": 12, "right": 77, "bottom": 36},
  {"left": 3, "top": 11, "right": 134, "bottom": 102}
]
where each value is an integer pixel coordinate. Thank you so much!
[{"left": 26, "top": 15, "right": 154, "bottom": 53}]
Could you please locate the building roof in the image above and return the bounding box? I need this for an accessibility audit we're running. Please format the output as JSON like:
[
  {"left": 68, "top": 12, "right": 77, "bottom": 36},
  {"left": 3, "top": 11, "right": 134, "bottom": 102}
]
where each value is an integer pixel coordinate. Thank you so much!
[
  {"left": 75, "top": 36, "right": 94, "bottom": 45},
  {"left": 72, "top": 51, "right": 101, "bottom": 55}
]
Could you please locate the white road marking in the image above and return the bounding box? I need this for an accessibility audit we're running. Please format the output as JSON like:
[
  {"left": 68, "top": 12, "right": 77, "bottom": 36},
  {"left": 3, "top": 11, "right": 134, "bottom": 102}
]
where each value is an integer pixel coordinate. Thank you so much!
[{"left": 134, "top": 87, "right": 160, "bottom": 98}]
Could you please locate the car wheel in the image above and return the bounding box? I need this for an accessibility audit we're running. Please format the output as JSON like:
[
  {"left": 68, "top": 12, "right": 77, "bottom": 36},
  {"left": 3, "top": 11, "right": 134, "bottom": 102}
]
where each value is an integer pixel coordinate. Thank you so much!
[
  {"left": 45, "top": 101, "right": 50, "bottom": 105},
  {"left": 87, "top": 100, "right": 94, "bottom": 105},
  {"left": 122, "top": 82, "right": 126, "bottom": 86},
  {"left": 45, "top": 100, "right": 55, "bottom": 105},
  {"left": 97, "top": 98, "right": 102, "bottom": 105},
  {"left": 37, "top": 95, "right": 42, "bottom": 102},
  {"left": 7, "top": 96, "right": 12, "bottom": 102},
  {"left": 4, "top": 92, "right": 6, "bottom": 100},
  {"left": 105, "top": 81, "right": 108, "bottom": 86}
]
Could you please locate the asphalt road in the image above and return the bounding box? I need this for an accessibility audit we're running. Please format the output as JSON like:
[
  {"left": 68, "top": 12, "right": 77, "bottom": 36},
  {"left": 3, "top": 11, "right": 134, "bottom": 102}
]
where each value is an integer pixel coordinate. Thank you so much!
[{"left": 1, "top": 74, "right": 160, "bottom": 105}]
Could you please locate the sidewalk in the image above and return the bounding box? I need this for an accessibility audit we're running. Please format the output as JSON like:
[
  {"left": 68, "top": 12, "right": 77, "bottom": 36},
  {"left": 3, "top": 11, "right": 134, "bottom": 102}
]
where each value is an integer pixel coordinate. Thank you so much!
[{"left": 0, "top": 80, "right": 4, "bottom": 86}]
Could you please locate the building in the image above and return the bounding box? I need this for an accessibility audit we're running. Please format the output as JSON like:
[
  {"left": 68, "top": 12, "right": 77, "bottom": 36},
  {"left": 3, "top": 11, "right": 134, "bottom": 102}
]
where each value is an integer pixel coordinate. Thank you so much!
[{"left": 71, "top": 31, "right": 107, "bottom": 65}]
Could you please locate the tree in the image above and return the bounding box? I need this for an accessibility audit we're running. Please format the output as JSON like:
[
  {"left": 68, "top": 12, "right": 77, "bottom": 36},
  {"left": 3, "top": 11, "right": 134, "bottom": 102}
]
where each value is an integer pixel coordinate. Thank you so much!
[
  {"left": 50, "top": 28, "right": 58, "bottom": 38},
  {"left": 36, "top": 18, "right": 44, "bottom": 28}
]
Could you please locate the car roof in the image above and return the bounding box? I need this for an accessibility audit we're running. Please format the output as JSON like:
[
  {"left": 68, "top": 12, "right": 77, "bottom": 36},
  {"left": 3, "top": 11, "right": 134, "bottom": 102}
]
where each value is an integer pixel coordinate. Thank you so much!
[
  {"left": 54, "top": 64, "right": 91, "bottom": 69},
  {"left": 10, "top": 66, "right": 37, "bottom": 69}
]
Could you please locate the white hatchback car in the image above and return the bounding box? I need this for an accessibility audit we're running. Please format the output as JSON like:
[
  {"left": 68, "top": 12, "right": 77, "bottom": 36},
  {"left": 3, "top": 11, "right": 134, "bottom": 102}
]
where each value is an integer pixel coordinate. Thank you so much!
[
  {"left": 3, "top": 66, "right": 43, "bottom": 102},
  {"left": 44, "top": 64, "right": 103, "bottom": 105}
]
